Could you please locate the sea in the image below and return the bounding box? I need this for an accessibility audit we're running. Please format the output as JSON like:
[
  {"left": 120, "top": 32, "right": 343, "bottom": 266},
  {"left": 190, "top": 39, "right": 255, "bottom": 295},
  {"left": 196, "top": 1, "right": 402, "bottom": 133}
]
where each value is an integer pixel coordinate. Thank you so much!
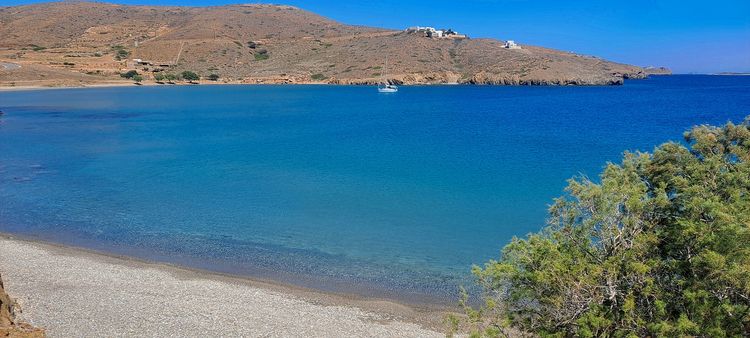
[{"left": 1, "top": 75, "right": 748, "bottom": 304}]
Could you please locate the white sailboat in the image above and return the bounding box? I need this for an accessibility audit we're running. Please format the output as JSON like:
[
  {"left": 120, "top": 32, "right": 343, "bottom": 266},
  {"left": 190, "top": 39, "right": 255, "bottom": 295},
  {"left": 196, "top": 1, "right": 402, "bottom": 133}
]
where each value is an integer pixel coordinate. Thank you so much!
[{"left": 377, "top": 57, "right": 398, "bottom": 93}]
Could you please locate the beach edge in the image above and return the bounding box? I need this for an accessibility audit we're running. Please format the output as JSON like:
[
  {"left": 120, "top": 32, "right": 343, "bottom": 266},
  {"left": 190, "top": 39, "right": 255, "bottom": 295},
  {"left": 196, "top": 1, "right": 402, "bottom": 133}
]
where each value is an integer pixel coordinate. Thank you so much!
[{"left": 0, "top": 232, "right": 453, "bottom": 336}]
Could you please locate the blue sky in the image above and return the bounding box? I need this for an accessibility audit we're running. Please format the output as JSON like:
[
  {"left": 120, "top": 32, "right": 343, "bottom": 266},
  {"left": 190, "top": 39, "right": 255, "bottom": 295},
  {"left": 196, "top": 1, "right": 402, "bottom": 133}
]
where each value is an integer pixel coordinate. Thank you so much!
[{"left": 6, "top": 0, "right": 750, "bottom": 73}]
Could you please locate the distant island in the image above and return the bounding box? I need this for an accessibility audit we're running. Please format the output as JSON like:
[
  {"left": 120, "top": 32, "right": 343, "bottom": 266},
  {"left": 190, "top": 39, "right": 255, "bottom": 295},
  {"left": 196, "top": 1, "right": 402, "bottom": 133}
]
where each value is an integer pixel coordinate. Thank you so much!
[
  {"left": 644, "top": 66, "right": 672, "bottom": 75},
  {"left": 715, "top": 72, "right": 750, "bottom": 76},
  {"left": 0, "top": 2, "right": 669, "bottom": 88}
]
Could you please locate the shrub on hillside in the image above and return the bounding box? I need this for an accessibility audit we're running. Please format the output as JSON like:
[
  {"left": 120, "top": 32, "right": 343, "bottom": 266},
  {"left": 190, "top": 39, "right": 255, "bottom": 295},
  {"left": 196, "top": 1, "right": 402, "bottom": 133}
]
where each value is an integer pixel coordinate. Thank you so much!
[
  {"left": 311, "top": 73, "right": 327, "bottom": 81},
  {"left": 181, "top": 71, "right": 200, "bottom": 81},
  {"left": 112, "top": 46, "right": 129, "bottom": 61},
  {"left": 120, "top": 70, "right": 138, "bottom": 79},
  {"left": 254, "top": 49, "right": 269, "bottom": 61},
  {"left": 460, "top": 117, "right": 750, "bottom": 337},
  {"left": 164, "top": 73, "right": 179, "bottom": 82}
]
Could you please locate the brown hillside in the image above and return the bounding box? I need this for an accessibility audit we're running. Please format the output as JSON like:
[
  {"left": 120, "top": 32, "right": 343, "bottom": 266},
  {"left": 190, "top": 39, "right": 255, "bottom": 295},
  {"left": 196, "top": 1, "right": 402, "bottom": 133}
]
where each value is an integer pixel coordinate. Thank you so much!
[{"left": 0, "top": 2, "right": 654, "bottom": 87}]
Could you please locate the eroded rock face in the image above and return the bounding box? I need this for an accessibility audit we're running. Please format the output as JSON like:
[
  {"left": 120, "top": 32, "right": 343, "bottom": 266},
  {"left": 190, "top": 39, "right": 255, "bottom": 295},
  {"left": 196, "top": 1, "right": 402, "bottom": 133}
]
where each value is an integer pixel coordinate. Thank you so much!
[
  {"left": 259, "top": 68, "right": 645, "bottom": 86},
  {"left": 0, "top": 274, "right": 45, "bottom": 338}
]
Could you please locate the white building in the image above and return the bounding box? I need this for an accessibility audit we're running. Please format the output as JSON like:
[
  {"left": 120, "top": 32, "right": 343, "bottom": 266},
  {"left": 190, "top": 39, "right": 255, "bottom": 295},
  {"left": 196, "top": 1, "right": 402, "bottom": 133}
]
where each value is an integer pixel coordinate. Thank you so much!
[
  {"left": 428, "top": 29, "right": 444, "bottom": 38},
  {"left": 504, "top": 40, "right": 521, "bottom": 49},
  {"left": 406, "top": 26, "right": 467, "bottom": 39}
]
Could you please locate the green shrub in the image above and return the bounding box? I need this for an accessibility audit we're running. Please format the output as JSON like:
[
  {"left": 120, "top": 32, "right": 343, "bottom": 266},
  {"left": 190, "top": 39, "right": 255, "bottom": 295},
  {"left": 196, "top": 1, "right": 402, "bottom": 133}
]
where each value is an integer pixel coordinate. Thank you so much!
[
  {"left": 311, "top": 73, "right": 327, "bottom": 81},
  {"left": 120, "top": 70, "right": 138, "bottom": 79},
  {"left": 463, "top": 117, "right": 750, "bottom": 337},
  {"left": 164, "top": 73, "right": 178, "bottom": 82},
  {"left": 111, "top": 45, "right": 130, "bottom": 60},
  {"left": 181, "top": 71, "right": 200, "bottom": 81},
  {"left": 254, "top": 49, "right": 269, "bottom": 61},
  {"left": 116, "top": 50, "right": 129, "bottom": 60},
  {"left": 207, "top": 74, "right": 220, "bottom": 81},
  {"left": 132, "top": 74, "right": 143, "bottom": 83}
]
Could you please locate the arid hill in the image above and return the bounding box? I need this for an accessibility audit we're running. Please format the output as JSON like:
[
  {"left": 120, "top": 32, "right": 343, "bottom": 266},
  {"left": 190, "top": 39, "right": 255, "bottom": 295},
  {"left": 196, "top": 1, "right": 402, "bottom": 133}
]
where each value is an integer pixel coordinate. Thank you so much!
[{"left": 0, "top": 2, "right": 660, "bottom": 87}]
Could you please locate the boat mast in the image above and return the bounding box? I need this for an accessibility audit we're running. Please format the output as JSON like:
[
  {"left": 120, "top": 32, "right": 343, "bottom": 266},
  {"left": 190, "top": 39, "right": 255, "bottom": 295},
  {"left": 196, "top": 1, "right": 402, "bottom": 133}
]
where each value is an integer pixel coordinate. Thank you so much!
[{"left": 383, "top": 56, "right": 388, "bottom": 86}]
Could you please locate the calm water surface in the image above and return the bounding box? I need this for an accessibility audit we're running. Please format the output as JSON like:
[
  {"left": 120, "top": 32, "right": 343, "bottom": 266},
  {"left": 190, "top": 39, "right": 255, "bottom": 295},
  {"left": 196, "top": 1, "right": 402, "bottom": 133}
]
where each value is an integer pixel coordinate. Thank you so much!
[{"left": 1, "top": 75, "right": 749, "bottom": 304}]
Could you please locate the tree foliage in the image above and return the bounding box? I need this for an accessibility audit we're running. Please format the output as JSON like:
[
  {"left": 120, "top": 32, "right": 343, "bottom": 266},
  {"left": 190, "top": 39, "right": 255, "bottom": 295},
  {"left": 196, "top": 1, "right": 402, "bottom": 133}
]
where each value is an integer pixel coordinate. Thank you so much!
[
  {"left": 466, "top": 118, "right": 750, "bottom": 337},
  {"left": 120, "top": 70, "right": 138, "bottom": 79},
  {"left": 164, "top": 73, "right": 179, "bottom": 82},
  {"left": 181, "top": 71, "right": 200, "bottom": 81},
  {"left": 112, "top": 45, "right": 129, "bottom": 61}
]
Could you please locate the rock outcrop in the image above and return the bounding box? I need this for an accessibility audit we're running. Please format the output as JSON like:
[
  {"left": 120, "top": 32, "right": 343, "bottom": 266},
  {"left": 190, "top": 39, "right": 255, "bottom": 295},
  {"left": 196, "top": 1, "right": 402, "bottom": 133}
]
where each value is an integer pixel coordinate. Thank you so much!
[{"left": 0, "top": 274, "right": 44, "bottom": 338}]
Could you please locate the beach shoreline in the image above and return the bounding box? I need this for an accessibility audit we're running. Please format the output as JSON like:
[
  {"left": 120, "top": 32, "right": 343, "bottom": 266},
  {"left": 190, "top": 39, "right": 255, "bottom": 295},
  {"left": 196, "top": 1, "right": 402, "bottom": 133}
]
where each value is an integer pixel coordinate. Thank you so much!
[
  {"left": 0, "top": 75, "right": 670, "bottom": 92},
  {"left": 0, "top": 233, "right": 451, "bottom": 337},
  {"left": 0, "top": 80, "right": 346, "bottom": 92}
]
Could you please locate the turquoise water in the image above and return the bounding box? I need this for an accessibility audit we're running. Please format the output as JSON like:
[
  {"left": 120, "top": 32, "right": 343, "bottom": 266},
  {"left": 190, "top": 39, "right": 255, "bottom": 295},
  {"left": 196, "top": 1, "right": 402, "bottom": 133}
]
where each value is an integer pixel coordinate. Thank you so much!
[{"left": 1, "top": 76, "right": 749, "bottom": 304}]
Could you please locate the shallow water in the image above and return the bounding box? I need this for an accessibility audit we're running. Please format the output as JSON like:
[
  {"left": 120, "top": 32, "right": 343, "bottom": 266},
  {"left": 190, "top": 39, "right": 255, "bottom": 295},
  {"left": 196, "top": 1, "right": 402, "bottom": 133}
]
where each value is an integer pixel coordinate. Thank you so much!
[{"left": 1, "top": 76, "right": 749, "bottom": 304}]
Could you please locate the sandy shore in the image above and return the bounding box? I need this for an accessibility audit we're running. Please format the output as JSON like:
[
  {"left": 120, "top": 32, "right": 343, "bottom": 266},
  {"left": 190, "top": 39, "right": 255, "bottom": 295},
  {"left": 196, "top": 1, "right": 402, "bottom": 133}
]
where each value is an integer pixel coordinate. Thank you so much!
[
  {"left": 0, "top": 82, "right": 137, "bottom": 91},
  {"left": 0, "top": 235, "right": 447, "bottom": 337},
  {"left": 0, "top": 81, "right": 346, "bottom": 92}
]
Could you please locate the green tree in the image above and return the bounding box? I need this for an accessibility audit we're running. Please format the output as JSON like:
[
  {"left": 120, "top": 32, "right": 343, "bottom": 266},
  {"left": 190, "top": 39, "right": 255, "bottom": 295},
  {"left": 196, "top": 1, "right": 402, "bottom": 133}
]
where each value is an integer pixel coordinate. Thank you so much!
[
  {"left": 164, "top": 73, "right": 177, "bottom": 82},
  {"left": 464, "top": 118, "right": 750, "bottom": 337},
  {"left": 207, "top": 74, "right": 220, "bottom": 81},
  {"left": 181, "top": 71, "right": 199, "bottom": 81},
  {"left": 132, "top": 74, "right": 143, "bottom": 83},
  {"left": 112, "top": 46, "right": 129, "bottom": 61},
  {"left": 120, "top": 70, "right": 138, "bottom": 79},
  {"left": 154, "top": 73, "right": 165, "bottom": 82}
]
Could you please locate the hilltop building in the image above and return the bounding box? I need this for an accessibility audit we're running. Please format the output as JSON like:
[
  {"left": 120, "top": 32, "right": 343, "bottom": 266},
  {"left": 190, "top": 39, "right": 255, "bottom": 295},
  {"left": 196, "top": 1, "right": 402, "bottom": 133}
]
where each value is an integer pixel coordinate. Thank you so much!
[
  {"left": 444, "top": 29, "right": 467, "bottom": 39},
  {"left": 504, "top": 40, "right": 521, "bottom": 49},
  {"left": 406, "top": 26, "right": 467, "bottom": 39}
]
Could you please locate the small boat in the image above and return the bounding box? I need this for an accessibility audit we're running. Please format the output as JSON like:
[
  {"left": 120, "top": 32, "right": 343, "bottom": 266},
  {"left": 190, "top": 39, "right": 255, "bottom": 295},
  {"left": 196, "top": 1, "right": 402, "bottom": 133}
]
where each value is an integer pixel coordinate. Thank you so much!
[
  {"left": 377, "top": 57, "right": 398, "bottom": 93},
  {"left": 378, "top": 84, "right": 398, "bottom": 93}
]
